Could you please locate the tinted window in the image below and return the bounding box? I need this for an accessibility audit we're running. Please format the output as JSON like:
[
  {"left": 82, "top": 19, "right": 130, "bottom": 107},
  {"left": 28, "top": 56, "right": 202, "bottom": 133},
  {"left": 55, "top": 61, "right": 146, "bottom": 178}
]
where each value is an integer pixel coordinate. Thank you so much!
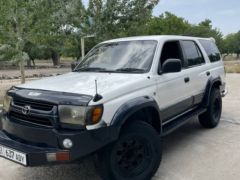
[
  {"left": 199, "top": 39, "right": 221, "bottom": 62},
  {"left": 181, "top": 41, "right": 205, "bottom": 67},
  {"left": 160, "top": 41, "right": 184, "bottom": 67}
]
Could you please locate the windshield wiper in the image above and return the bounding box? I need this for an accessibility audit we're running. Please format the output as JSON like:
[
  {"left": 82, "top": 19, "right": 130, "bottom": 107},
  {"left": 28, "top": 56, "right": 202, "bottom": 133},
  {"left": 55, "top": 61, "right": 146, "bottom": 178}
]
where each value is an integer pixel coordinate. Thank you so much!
[
  {"left": 74, "top": 67, "right": 108, "bottom": 72},
  {"left": 115, "top": 68, "right": 146, "bottom": 73}
]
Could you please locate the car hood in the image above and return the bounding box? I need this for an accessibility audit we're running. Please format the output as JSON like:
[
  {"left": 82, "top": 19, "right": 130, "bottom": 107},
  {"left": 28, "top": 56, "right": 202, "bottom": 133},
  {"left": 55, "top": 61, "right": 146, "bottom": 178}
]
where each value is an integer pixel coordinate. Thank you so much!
[{"left": 16, "top": 72, "right": 149, "bottom": 102}]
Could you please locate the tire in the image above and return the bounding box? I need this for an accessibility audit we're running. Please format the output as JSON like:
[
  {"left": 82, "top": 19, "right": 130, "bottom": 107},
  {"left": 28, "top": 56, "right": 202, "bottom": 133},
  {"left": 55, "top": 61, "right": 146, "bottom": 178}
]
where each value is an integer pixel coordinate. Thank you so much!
[
  {"left": 95, "top": 121, "right": 162, "bottom": 180},
  {"left": 199, "top": 88, "right": 222, "bottom": 128}
]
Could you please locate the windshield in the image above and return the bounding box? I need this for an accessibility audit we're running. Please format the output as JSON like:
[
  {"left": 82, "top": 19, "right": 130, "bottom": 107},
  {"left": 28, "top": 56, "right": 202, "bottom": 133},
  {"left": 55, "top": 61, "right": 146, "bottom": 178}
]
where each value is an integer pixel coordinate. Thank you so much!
[{"left": 74, "top": 40, "right": 158, "bottom": 73}]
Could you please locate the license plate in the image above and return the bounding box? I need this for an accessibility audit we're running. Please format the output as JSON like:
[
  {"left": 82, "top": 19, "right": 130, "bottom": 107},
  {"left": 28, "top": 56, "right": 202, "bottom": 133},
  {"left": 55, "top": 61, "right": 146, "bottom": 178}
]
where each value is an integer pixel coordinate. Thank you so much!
[{"left": 0, "top": 145, "right": 27, "bottom": 165}]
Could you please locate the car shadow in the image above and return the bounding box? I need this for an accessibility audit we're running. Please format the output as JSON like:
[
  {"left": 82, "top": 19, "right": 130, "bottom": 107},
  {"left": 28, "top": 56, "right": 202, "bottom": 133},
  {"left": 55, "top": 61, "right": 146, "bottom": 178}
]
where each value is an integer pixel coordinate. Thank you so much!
[
  {"left": 162, "top": 117, "right": 206, "bottom": 153},
  {"left": 16, "top": 118, "right": 208, "bottom": 180},
  {"left": 16, "top": 156, "right": 101, "bottom": 180}
]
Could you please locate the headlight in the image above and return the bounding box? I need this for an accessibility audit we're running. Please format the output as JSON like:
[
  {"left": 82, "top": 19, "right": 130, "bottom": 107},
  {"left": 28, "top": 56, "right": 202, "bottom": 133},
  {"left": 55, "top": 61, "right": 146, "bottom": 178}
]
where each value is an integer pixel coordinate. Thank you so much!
[
  {"left": 3, "top": 94, "right": 12, "bottom": 112},
  {"left": 58, "top": 105, "right": 103, "bottom": 126},
  {"left": 59, "top": 105, "right": 87, "bottom": 126}
]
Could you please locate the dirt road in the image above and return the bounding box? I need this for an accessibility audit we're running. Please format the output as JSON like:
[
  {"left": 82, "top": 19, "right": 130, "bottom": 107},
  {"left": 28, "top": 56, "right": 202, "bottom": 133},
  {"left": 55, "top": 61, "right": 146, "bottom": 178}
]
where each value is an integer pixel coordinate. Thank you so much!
[{"left": 0, "top": 74, "right": 239, "bottom": 180}]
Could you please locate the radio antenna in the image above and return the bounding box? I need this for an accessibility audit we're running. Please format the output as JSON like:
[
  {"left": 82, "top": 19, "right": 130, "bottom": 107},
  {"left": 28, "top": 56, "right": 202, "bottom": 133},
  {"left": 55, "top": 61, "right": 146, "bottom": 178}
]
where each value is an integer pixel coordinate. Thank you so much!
[
  {"left": 95, "top": 79, "right": 98, "bottom": 95},
  {"left": 93, "top": 79, "right": 103, "bottom": 102}
]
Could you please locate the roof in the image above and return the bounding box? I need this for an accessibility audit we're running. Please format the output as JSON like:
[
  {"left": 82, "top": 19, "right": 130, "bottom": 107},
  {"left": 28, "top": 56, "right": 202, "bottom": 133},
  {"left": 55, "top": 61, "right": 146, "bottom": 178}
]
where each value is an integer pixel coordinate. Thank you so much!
[{"left": 101, "top": 35, "right": 214, "bottom": 44}]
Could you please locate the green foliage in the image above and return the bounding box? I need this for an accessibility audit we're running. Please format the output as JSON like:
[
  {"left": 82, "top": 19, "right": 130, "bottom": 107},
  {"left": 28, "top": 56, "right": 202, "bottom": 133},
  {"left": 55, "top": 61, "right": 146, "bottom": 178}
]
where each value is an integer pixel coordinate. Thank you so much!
[
  {"left": 0, "top": 44, "right": 18, "bottom": 61},
  {"left": 87, "top": 0, "right": 159, "bottom": 40},
  {"left": 147, "top": 12, "right": 190, "bottom": 35},
  {"left": 23, "top": 42, "right": 51, "bottom": 60},
  {"left": 185, "top": 19, "right": 224, "bottom": 51},
  {"left": 0, "top": 0, "right": 34, "bottom": 63},
  {"left": 223, "top": 31, "right": 240, "bottom": 56},
  {"left": 0, "top": 0, "right": 239, "bottom": 63},
  {"left": 147, "top": 14, "right": 224, "bottom": 51}
]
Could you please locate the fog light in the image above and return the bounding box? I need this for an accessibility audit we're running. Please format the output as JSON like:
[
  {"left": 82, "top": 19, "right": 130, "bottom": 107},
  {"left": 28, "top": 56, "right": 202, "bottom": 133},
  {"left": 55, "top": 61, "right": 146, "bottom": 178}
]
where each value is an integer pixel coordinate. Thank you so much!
[{"left": 63, "top": 139, "right": 73, "bottom": 149}]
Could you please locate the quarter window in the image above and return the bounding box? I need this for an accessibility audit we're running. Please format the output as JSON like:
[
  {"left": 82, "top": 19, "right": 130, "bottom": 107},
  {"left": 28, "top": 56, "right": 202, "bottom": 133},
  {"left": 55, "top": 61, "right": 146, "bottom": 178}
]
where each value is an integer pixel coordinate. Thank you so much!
[
  {"left": 181, "top": 41, "right": 205, "bottom": 67},
  {"left": 199, "top": 39, "right": 221, "bottom": 62}
]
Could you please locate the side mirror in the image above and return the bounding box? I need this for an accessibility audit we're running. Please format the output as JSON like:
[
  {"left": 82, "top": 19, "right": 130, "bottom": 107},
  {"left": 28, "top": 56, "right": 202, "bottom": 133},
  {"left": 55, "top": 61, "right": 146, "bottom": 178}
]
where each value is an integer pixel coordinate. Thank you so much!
[{"left": 162, "top": 59, "right": 182, "bottom": 74}]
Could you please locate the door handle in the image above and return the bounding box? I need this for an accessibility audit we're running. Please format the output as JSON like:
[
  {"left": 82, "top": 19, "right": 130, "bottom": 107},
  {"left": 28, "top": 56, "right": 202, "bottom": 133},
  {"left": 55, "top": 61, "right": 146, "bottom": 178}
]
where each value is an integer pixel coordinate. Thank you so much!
[
  {"left": 184, "top": 77, "right": 190, "bottom": 83},
  {"left": 206, "top": 71, "right": 210, "bottom": 76}
]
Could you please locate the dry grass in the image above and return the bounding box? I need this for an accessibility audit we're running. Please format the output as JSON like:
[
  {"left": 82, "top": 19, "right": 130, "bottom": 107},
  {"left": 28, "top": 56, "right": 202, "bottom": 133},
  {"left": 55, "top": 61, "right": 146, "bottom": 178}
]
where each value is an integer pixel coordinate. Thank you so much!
[
  {"left": 0, "top": 79, "right": 21, "bottom": 104},
  {"left": 0, "top": 79, "right": 39, "bottom": 104},
  {"left": 224, "top": 61, "right": 240, "bottom": 73}
]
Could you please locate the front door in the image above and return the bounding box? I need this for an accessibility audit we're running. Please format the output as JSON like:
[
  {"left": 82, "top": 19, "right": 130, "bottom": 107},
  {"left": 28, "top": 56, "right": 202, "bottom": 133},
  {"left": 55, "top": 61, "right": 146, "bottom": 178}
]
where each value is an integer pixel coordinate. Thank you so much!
[{"left": 156, "top": 40, "right": 193, "bottom": 122}]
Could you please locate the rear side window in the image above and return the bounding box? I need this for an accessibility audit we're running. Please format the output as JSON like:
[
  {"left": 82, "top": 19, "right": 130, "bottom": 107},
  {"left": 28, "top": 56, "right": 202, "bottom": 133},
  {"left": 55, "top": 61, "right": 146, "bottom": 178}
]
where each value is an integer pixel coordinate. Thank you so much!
[
  {"left": 199, "top": 39, "right": 221, "bottom": 62},
  {"left": 181, "top": 41, "right": 205, "bottom": 67}
]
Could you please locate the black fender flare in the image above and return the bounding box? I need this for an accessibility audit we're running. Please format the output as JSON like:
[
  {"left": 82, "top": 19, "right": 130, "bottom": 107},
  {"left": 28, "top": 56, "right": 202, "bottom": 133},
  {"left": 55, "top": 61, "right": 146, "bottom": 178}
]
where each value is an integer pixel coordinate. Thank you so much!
[
  {"left": 202, "top": 76, "right": 222, "bottom": 107},
  {"left": 110, "top": 96, "right": 161, "bottom": 134}
]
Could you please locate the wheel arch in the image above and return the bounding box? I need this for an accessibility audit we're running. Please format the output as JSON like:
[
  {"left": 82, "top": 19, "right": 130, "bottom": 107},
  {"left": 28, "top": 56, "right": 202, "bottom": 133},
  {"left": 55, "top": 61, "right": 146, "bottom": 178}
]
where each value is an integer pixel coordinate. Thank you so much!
[
  {"left": 202, "top": 76, "right": 222, "bottom": 107},
  {"left": 110, "top": 96, "right": 162, "bottom": 135}
]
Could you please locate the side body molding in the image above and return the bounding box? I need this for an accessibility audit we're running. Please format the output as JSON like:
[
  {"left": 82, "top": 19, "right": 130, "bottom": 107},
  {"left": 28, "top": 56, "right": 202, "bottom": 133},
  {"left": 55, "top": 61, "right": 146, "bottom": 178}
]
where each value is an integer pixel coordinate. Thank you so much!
[
  {"left": 202, "top": 76, "right": 222, "bottom": 107},
  {"left": 110, "top": 96, "right": 161, "bottom": 133}
]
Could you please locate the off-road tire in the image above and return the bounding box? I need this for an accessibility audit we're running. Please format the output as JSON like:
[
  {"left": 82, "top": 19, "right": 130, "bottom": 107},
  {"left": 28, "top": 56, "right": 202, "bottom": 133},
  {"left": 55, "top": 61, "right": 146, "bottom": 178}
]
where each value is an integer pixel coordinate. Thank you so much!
[
  {"left": 95, "top": 121, "right": 162, "bottom": 180},
  {"left": 199, "top": 88, "right": 222, "bottom": 128}
]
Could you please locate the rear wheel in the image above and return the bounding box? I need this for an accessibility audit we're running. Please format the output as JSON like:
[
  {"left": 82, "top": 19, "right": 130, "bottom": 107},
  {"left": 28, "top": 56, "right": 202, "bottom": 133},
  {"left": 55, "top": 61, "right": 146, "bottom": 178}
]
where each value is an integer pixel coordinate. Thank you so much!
[
  {"left": 199, "top": 88, "right": 222, "bottom": 128},
  {"left": 96, "top": 121, "right": 162, "bottom": 180}
]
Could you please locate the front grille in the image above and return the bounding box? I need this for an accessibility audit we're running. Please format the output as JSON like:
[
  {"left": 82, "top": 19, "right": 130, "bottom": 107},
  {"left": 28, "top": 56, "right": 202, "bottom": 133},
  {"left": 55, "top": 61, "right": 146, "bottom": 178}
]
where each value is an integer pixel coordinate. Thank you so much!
[
  {"left": 9, "top": 111, "right": 52, "bottom": 127},
  {"left": 9, "top": 98, "right": 57, "bottom": 127},
  {"left": 13, "top": 98, "right": 54, "bottom": 111}
]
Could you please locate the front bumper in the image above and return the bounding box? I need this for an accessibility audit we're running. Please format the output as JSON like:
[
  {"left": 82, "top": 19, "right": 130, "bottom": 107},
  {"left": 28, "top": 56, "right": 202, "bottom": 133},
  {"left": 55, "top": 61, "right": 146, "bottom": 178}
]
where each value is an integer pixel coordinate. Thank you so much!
[
  {"left": 220, "top": 83, "right": 228, "bottom": 97},
  {"left": 0, "top": 130, "right": 69, "bottom": 166},
  {"left": 0, "top": 117, "right": 118, "bottom": 166}
]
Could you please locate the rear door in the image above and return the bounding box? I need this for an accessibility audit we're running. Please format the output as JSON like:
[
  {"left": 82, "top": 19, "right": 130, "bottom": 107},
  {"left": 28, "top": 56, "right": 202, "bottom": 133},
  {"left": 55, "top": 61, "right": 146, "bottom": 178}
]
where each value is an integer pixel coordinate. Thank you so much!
[
  {"left": 180, "top": 40, "right": 209, "bottom": 106},
  {"left": 198, "top": 39, "right": 225, "bottom": 84}
]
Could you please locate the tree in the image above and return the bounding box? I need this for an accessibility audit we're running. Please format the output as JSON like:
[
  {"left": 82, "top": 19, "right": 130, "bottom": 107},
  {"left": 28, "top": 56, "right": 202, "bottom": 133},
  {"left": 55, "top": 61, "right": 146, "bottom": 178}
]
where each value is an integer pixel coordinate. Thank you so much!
[
  {"left": 87, "top": 0, "right": 159, "bottom": 41},
  {"left": 26, "top": 0, "right": 67, "bottom": 66},
  {"left": 185, "top": 19, "right": 224, "bottom": 51},
  {"left": 0, "top": 0, "right": 35, "bottom": 83},
  {"left": 117, "top": 0, "right": 159, "bottom": 36},
  {"left": 147, "top": 12, "right": 190, "bottom": 35},
  {"left": 63, "top": 0, "right": 92, "bottom": 60},
  {"left": 223, "top": 31, "right": 240, "bottom": 58},
  {"left": 145, "top": 14, "right": 224, "bottom": 52}
]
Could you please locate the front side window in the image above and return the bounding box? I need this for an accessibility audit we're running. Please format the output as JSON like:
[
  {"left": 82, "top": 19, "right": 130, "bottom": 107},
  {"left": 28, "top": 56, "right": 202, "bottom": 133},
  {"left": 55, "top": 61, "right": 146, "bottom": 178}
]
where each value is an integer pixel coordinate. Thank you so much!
[
  {"left": 181, "top": 41, "right": 205, "bottom": 67},
  {"left": 74, "top": 40, "right": 158, "bottom": 73},
  {"left": 199, "top": 39, "right": 221, "bottom": 62},
  {"left": 160, "top": 41, "right": 184, "bottom": 66}
]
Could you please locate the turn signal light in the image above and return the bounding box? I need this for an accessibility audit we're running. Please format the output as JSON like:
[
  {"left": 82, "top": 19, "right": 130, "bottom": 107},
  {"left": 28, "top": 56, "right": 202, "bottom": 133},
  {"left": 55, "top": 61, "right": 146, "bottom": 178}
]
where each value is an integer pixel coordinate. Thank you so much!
[
  {"left": 47, "top": 152, "right": 70, "bottom": 162},
  {"left": 91, "top": 106, "right": 103, "bottom": 124}
]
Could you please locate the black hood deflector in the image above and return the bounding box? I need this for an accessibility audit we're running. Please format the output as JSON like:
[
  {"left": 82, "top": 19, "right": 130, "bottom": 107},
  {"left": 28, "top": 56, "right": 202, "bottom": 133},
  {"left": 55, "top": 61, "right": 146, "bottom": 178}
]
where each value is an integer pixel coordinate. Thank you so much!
[{"left": 8, "top": 87, "right": 93, "bottom": 106}]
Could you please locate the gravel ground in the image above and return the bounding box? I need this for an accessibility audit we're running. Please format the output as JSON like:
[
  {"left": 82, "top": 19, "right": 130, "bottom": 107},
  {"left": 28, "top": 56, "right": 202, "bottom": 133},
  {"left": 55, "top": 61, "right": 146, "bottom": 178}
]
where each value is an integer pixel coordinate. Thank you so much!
[{"left": 0, "top": 74, "right": 239, "bottom": 180}]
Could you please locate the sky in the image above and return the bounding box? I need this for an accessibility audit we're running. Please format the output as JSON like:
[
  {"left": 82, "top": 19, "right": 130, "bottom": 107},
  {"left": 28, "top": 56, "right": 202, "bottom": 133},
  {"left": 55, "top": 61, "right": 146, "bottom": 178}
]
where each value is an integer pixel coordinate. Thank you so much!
[{"left": 82, "top": 0, "right": 240, "bottom": 36}]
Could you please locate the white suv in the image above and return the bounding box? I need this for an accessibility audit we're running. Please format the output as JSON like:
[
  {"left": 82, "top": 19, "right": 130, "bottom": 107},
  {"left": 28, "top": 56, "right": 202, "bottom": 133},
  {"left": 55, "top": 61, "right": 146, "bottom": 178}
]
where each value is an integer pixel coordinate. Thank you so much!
[{"left": 1, "top": 36, "right": 227, "bottom": 180}]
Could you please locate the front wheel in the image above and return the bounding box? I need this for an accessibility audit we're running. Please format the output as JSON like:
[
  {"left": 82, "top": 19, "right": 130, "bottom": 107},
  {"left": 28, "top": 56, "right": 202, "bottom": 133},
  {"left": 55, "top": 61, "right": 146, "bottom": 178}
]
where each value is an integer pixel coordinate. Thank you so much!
[
  {"left": 199, "top": 88, "right": 222, "bottom": 128},
  {"left": 95, "top": 121, "right": 162, "bottom": 180}
]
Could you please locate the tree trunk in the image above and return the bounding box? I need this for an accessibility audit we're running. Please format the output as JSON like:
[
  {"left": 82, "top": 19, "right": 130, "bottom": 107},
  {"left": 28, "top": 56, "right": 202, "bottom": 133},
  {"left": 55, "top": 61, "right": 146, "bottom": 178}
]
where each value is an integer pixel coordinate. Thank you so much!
[
  {"left": 51, "top": 50, "right": 60, "bottom": 66},
  {"left": 27, "top": 59, "right": 31, "bottom": 67},
  {"left": 32, "top": 59, "right": 36, "bottom": 67},
  {"left": 20, "top": 60, "right": 25, "bottom": 84}
]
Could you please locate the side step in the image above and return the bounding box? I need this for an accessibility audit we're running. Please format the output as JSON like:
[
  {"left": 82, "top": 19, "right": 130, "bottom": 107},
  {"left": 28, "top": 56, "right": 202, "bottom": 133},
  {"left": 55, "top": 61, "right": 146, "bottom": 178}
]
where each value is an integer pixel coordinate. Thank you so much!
[{"left": 162, "top": 107, "right": 207, "bottom": 136}]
